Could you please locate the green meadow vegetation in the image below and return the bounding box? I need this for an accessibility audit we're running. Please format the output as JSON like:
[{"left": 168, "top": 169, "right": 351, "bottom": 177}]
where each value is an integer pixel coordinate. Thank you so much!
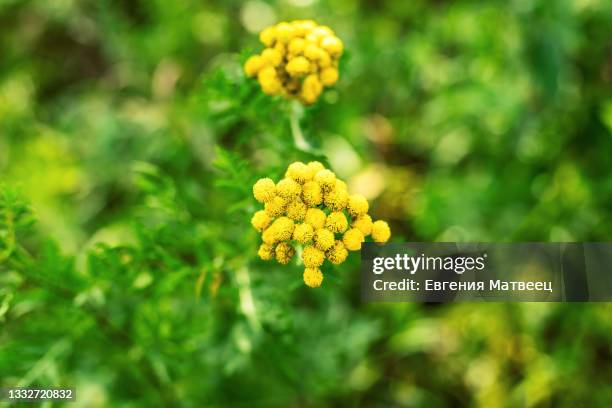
[{"left": 1, "top": 0, "right": 612, "bottom": 406}]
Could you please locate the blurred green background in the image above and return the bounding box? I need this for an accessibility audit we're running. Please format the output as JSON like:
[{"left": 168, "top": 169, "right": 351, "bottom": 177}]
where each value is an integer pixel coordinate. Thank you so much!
[{"left": 1, "top": 0, "right": 612, "bottom": 406}]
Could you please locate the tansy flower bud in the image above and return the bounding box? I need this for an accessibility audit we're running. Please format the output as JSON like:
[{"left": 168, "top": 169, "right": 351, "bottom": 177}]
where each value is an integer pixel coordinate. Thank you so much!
[
  {"left": 371, "top": 220, "right": 391, "bottom": 243},
  {"left": 326, "top": 240, "right": 348, "bottom": 265},
  {"left": 286, "top": 56, "right": 310, "bottom": 77},
  {"left": 313, "top": 26, "right": 334, "bottom": 38},
  {"left": 251, "top": 210, "right": 271, "bottom": 231},
  {"left": 307, "top": 161, "right": 325, "bottom": 175},
  {"left": 258, "top": 64, "right": 276, "bottom": 79},
  {"left": 325, "top": 211, "right": 348, "bottom": 233},
  {"left": 258, "top": 67, "right": 282, "bottom": 95},
  {"left": 301, "top": 74, "right": 323, "bottom": 104},
  {"left": 286, "top": 199, "right": 307, "bottom": 221},
  {"left": 244, "top": 55, "right": 265, "bottom": 77},
  {"left": 304, "top": 43, "right": 322, "bottom": 61},
  {"left": 320, "top": 67, "right": 339, "bottom": 86},
  {"left": 334, "top": 179, "right": 348, "bottom": 191},
  {"left": 262, "top": 226, "right": 277, "bottom": 245},
  {"left": 304, "top": 208, "right": 326, "bottom": 230},
  {"left": 261, "top": 48, "right": 283, "bottom": 67},
  {"left": 285, "top": 162, "right": 312, "bottom": 183},
  {"left": 297, "top": 19, "right": 316, "bottom": 30},
  {"left": 258, "top": 243, "right": 275, "bottom": 260},
  {"left": 274, "top": 22, "right": 294, "bottom": 42},
  {"left": 293, "top": 223, "right": 314, "bottom": 244},
  {"left": 318, "top": 51, "right": 332, "bottom": 68},
  {"left": 275, "top": 242, "right": 295, "bottom": 264},
  {"left": 314, "top": 169, "right": 336, "bottom": 191},
  {"left": 343, "top": 228, "right": 365, "bottom": 251},
  {"left": 264, "top": 196, "right": 287, "bottom": 217},
  {"left": 302, "top": 245, "right": 325, "bottom": 267},
  {"left": 288, "top": 38, "right": 306, "bottom": 54},
  {"left": 303, "top": 267, "right": 323, "bottom": 288},
  {"left": 272, "top": 217, "right": 295, "bottom": 241},
  {"left": 302, "top": 181, "right": 323, "bottom": 206},
  {"left": 274, "top": 41, "right": 286, "bottom": 56},
  {"left": 314, "top": 228, "right": 335, "bottom": 251},
  {"left": 347, "top": 194, "right": 369, "bottom": 217},
  {"left": 352, "top": 214, "right": 373, "bottom": 236},
  {"left": 276, "top": 178, "right": 301, "bottom": 199},
  {"left": 321, "top": 36, "right": 343, "bottom": 57},
  {"left": 305, "top": 31, "right": 318, "bottom": 43},
  {"left": 259, "top": 27, "right": 276, "bottom": 46},
  {"left": 253, "top": 178, "right": 276, "bottom": 203},
  {"left": 260, "top": 79, "right": 282, "bottom": 95},
  {"left": 324, "top": 187, "right": 348, "bottom": 211}
]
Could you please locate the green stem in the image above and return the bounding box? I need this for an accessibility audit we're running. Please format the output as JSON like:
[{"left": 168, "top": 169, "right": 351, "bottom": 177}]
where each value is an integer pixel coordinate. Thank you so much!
[
  {"left": 236, "top": 265, "right": 262, "bottom": 334},
  {"left": 289, "top": 102, "right": 312, "bottom": 152}
]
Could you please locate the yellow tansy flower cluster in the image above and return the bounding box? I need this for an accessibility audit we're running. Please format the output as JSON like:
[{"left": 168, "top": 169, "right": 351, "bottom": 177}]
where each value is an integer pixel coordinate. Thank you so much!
[
  {"left": 243, "top": 20, "right": 344, "bottom": 104},
  {"left": 251, "top": 161, "right": 391, "bottom": 288}
]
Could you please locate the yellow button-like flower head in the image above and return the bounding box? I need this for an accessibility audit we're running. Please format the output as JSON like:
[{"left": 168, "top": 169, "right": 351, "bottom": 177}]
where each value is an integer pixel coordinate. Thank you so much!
[
  {"left": 286, "top": 199, "right": 307, "bottom": 221},
  {"left": 293, "top": 223, "right": 314, "bottom": 244},
  {"left": 302, "top": 181, "right": 323, "bottom": 206},
  {"left": 371, "top": 220, "right": 391, "bottom": 243},
  {"left": 324, "top": 186, "right": 348, "bottom": 211},
  {"left": 275, "top": 242, "right": 295, "bottom": 264},
  {"left": 318, "top": 51, "right": 332, "bottom": 68},
  {"left": 274, "top": 22, "right": 295, "bottom": 43},
  {"left": 321, "top": 36, "right": 343, "bottom": 57},
  {"left": 347, "top": 194, "right": 369, "bottom": 217},
  {"left": 276, "top": 178, "right": 301, "bottom": 199},
  {"left": 259, "top": 27, "right": 276, "bottom": 46},
  {"left": 307, "top": 161, "right": 325, "bottom": 175},
  {"left": 300, "top": 74, "right": 323, "bottom": 104},
  {"left": 314, "top": 169, "right": 336, "bottom": 191},
  {"left": 352, "top": 214, "right": 373, "bottom": 236},
  {"left": 288, "top": 38, "right": 306, "bottom": 55},
  {"left": 272, "top": 216, "right": 295, "bottom": 242},
  {"left": 334, "top": 179, "right": 348, "bottom": 191},
  {"left": 264, "top": 196, "right": 287, "bottom": 217},
  {"left": 244, "top": 55, "right": 266, "bottom": 77},
  {"left": 302, "top": 245, "right": 325, "bottom": 267},
  {"left": 251, "top": 210, "right": 271, "bottom": 232},
  {"left": 258, "top": 78, "right": 282, "bottom": 96},
  {"left": 320, "top": 67, "right": 339, "bottom": 86},
  {"left": 304, "top": 43, "right": 322, "bottom": 61},
  {"left": 262, "top": 226, "right": 277, "bottom": 245},
  {"left": 313, "top": 26, "right": 334, "bottom": 38},
  {"left": 325, "top": 211, "right": 348, "bottom": 233},
  {"left": 257, "top": 66, "right": 282, "bottom": 95},
  {"left": 326, "top": 240, "right": 348, "bottom": 265},
  {"left": 253, "top": 178, "right": 276, "bottom": 203},
  {"left": 343, "top": 228, "right": 365, "bottom": 251},
  {"left": 285, "top": 161, "right": 312, "bottom": 183},
  {"left": 304, "top": 208, "right": 326, "bottom": 230},
  {"left": 303, "top": 267, "right": 323, "bottom": 288},
  {"left": 314, "top": 228, "right": 335, "bottom": 251},
  {"left": 258, "top": 243, "right": 275, "bottom": 260},
  {"left": 286, "top": 56, "right": 310, "bottom": 78},
  {"left": 261, "top": 48, "right": 283, "bottom": 67},
  {"left": 274, "top": 41, "right": 286, "bottom": 55}
]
